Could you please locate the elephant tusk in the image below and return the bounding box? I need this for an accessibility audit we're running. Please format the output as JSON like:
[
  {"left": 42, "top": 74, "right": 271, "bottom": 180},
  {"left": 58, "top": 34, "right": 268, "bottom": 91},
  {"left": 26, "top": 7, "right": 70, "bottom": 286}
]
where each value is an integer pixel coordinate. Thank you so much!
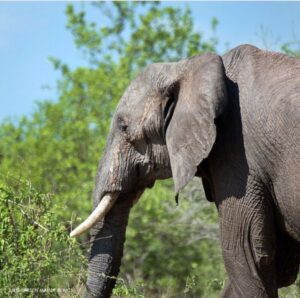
[{"left": 70, "top": 193, "right": 118, "bottom": 237}]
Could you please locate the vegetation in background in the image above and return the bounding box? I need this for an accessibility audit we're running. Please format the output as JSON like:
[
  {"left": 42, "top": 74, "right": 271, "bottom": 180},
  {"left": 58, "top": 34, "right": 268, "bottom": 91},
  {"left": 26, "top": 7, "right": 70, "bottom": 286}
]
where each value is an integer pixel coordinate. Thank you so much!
[{"left": 0, "top": 2, "right": 299, "bottom": 297}]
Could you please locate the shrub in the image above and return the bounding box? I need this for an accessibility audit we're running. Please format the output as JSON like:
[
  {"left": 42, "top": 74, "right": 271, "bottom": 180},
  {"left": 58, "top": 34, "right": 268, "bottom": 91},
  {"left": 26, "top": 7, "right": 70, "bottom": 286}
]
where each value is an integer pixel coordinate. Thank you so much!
[{"left": 0, "top": 175, "right": 86, "bottom": 297}]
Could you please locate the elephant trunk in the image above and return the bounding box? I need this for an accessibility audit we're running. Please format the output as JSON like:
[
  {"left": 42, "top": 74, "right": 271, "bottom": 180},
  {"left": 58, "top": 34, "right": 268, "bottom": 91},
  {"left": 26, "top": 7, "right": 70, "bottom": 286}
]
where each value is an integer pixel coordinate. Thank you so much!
[
  {"left": 81, "top": 136, "right": 141, "bottom": 296},
  {"left": 85, "top": 196, "right": 133, "bottom": 298}
]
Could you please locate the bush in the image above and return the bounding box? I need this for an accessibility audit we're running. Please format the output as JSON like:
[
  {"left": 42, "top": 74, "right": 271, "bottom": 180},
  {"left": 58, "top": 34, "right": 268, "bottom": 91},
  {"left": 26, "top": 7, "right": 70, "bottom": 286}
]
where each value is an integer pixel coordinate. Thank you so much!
[{"left": 0, "top": 174, "right": 86, "bottom": 297}]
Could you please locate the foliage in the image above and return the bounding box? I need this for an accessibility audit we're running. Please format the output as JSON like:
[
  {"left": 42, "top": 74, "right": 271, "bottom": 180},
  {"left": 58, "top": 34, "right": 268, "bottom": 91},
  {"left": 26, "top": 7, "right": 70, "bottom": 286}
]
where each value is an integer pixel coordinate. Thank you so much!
[
  {"left": 281, "top": 41, "right": 300, "bottom": 58},
  {"left": 65, "top": 2, "right": 218, "bottom": 69},
  {"left": 278, "top": 270, "right": 300, "bottom": 298},
  {"left": 279, "top": 23, "right": 300, "bottom": 58},
  {"left": 0, "top": 174, "right": 86, "bottom": 297}
]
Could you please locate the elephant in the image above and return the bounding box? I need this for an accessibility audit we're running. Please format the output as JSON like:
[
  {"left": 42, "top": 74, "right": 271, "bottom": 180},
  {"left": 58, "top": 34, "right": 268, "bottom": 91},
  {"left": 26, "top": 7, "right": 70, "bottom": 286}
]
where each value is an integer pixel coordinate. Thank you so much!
[{"left": 71, "top": 44, "right": 300, "bottom": 297}]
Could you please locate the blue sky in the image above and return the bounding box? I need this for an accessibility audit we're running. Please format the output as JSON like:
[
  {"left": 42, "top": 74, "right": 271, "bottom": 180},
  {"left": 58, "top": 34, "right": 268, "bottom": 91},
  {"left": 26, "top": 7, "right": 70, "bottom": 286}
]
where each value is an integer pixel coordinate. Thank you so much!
[{"left": 1, "top": 2, "right": 300, "bottom": 121}]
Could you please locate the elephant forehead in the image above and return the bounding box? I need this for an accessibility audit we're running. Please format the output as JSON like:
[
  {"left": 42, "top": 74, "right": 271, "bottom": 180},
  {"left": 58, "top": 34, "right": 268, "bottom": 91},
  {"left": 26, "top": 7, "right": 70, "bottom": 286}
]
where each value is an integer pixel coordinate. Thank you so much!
[{"left": 117, "top": 81, "right": 159, "bottom": 115}]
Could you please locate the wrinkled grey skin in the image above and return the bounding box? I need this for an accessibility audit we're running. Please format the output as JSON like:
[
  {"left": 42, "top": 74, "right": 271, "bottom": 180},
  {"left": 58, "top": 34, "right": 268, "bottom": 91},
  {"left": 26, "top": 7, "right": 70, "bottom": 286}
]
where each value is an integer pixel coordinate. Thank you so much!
[{"left": 85, "top": 45, "right": 300, "bottom": 297}]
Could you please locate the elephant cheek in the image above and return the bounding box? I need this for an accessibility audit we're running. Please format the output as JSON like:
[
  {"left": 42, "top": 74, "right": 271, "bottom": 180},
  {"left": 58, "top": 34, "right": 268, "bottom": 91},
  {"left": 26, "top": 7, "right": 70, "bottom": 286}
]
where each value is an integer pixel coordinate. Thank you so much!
[{"left": 104, "top": 143, "right": 133, "bottom": 193}]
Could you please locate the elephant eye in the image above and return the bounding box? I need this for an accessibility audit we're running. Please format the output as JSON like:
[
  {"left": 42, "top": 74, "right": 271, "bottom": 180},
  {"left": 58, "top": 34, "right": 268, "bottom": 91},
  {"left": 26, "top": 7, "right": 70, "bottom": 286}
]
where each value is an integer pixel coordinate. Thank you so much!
[
  {"left": 117, "top": 116, "right": 128, "bottom": 132},
  {"left": 121, "top": 123, "right": 128, "bottom": 132}
]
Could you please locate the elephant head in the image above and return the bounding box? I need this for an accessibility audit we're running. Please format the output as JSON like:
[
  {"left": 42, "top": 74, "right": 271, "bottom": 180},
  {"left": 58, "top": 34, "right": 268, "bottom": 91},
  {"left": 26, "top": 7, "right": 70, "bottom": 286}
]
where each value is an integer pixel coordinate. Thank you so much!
[{"left": 71, "top": 53, "right": 228, "bottom": 297}]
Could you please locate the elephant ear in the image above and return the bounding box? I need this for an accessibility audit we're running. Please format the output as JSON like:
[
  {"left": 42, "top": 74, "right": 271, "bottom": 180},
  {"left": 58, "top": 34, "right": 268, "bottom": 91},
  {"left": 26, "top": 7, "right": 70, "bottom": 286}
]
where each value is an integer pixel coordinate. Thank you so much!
[{"left": 165, "top": 53, "right": 227, "bottom": 194}]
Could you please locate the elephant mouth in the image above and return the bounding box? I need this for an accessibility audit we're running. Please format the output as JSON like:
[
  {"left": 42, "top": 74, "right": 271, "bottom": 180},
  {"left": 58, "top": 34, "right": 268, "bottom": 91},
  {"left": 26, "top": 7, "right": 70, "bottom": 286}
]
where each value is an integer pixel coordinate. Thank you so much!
[{"left": 70, "top": 192, "right": 119, "bottom": 237}]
